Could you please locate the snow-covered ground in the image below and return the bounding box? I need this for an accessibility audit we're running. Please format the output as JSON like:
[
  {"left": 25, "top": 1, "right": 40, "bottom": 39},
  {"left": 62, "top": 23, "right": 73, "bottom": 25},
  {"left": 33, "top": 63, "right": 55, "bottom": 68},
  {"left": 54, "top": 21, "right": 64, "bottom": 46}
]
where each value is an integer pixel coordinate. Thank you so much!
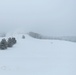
[{"left": 0, "top": 34, "right": 76, "bottom": 75}]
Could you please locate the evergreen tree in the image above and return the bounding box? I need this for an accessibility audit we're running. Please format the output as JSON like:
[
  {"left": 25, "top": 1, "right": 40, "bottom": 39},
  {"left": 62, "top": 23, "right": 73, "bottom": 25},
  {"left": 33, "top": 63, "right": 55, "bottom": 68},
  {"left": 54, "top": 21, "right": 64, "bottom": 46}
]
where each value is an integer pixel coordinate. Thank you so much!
[
  {"left": 7, "top": 38, "right": 13, "bottom": 47},
  {"left": 0, "top": 39, "right": 7, "bottom": 50},
  {"left": 12, "top": 37, "right": 17, "bottom": 45}
]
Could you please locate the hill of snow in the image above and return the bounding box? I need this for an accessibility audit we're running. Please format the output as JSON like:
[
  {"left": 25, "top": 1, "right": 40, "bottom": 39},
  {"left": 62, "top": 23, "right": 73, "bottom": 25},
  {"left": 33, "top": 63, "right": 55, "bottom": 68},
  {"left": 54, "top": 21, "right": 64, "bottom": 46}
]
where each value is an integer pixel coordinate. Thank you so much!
[
  {"left": 28, "top": 32, "right": 76, "bottom": 42},
  {"left": 0, "top": 34, "right": 76, "bottom": 75}
]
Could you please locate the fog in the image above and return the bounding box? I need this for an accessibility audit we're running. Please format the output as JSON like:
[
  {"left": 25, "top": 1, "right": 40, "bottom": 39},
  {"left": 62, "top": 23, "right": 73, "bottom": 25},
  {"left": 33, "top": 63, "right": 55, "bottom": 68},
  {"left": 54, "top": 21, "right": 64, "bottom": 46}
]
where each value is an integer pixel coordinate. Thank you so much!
[{"left": 0, "top": 0, "right": 76, "bottom": 36}]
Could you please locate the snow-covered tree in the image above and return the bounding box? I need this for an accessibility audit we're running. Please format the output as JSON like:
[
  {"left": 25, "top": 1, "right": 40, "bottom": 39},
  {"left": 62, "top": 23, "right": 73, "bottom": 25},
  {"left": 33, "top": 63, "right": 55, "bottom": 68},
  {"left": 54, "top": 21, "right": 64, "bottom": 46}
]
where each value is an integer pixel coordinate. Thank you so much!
[
  {"left": 0, "top": 39, "right": 7, "bottom": 50},
  {"left": 7, "top": 38, "right": 13, "bottom": 47}
]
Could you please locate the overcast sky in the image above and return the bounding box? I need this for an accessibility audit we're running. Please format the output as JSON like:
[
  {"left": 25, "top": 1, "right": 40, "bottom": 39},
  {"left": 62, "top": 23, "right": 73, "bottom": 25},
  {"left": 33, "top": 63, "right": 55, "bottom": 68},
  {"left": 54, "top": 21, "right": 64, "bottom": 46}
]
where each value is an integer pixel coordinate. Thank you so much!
[{"left": 0, "top": 0, "right": 76, "bottom": 36}]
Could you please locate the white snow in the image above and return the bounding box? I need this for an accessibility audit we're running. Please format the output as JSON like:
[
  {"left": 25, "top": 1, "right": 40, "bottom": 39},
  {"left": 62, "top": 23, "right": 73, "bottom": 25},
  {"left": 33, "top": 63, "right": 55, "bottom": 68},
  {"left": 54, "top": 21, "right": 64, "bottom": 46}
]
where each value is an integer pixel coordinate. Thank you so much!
[{"left": 0, "top": 34, "right": 76, "bottom": 75}]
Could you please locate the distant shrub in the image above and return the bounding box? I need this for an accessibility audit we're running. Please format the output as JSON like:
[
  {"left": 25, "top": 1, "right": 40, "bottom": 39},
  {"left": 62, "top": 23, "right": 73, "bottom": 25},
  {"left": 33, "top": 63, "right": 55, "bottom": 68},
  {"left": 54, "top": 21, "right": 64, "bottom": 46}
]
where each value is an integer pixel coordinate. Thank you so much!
[
  {"left": 22, "top": 35, "right": 25, "bottom": 39},
  {"left": 0, "top": 39, "right": 7, "bottom": 50}
]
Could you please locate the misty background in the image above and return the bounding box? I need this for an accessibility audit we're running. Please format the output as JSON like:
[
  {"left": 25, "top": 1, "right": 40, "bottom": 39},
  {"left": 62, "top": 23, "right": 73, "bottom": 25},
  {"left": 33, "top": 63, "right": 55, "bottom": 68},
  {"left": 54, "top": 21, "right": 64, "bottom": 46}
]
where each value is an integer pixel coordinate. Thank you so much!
[{"left": 0, "top": 0, "right": 76, "bottom": 36}]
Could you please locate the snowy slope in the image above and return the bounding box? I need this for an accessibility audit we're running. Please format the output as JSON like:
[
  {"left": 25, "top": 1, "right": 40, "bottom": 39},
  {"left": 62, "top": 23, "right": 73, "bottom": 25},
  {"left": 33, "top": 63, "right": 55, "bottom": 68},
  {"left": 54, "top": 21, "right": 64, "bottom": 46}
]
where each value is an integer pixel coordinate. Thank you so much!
[{"left": 0, "top": 34, "right": 76, "bottom": 75}]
